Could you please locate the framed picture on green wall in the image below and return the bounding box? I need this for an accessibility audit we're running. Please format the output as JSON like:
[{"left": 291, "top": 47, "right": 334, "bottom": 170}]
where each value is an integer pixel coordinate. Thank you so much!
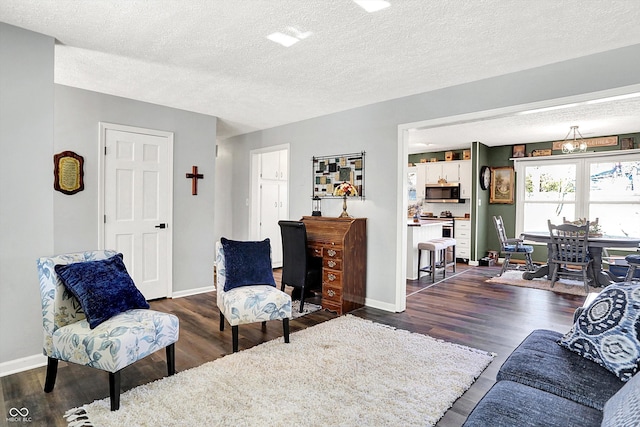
[{"left": 490, "top": 167, "right": 514, "bottom": 204}]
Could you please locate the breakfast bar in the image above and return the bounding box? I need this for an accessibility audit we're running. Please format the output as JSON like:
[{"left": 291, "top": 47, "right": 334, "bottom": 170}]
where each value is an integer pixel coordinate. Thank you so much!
[{"left": 406, "top": 220, "right": 448, "bottom": 280}]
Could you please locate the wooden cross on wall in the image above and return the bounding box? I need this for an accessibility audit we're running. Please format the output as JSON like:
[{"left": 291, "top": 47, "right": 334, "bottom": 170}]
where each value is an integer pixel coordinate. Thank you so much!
[{"left": 186, "top": 166, "right": 204, "bottom": 195}]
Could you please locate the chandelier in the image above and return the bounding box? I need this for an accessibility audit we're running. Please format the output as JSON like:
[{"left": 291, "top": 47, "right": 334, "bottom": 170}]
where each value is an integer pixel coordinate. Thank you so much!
[{"left": 561, "top": 126, "right": 587, "bottom": 154}]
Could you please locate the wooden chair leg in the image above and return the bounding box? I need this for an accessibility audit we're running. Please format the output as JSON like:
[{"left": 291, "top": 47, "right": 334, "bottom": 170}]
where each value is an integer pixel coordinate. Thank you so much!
[
  {"left": 109, "top": 371, "right": 121, "bottom": 411},
  {"left": 232, "top": 325, "right": 239, "bottom": 353},
  {"left": 166, "top": 344, "right": 176, "bottom": 376},
  {"left": 43, "top": 357, "right": 58, "bottom": 392},
  {"left": 283, "top": 318, "right": 290, "bottom": 343},
  {"left": 219, "top": 310, "right": 225, "bottom": 331}
]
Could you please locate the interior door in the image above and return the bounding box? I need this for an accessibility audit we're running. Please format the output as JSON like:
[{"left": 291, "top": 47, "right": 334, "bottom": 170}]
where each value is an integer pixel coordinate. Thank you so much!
[{"left": 102, "top": 125, "right": 173, "bottom": 300}]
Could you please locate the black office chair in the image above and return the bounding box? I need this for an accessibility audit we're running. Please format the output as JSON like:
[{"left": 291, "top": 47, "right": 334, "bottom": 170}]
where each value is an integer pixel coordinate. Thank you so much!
[{"left": 278, "top": 220, "right": 322, "bottom": 312}]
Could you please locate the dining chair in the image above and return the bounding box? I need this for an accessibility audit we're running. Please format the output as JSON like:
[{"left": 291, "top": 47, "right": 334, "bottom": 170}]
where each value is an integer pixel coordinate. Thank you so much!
[
  {"left": 278, "top": 220, "right": 322, "bottom": 312},
  {"left": 493, "top": 215, "right": 535, "bottom": 276},
  {"left": 37, "top": 251, "right": 179, "bottom": 411},
  {"left": 547, "top": 220, "right": 594, "bottom": 292},
  {"left": 215, "top": 238, "right": 292, "bottom": 352}
]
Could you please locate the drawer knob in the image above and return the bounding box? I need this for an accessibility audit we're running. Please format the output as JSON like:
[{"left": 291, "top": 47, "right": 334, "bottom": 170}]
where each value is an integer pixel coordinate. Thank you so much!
[
  {"left": 327, "top": 289, "right": 335, "bottom": 297},
  {"left": 327, "top": 249, "right": 336, "bottom": 257},
  {"left": 327, "top": 260, "right": 336, "bottom": 268},
  {"left": 328, "top": 273, "right": 336, "bottom": 281}
]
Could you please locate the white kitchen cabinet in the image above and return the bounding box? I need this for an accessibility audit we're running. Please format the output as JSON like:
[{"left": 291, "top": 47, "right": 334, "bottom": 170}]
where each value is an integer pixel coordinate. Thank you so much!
[
  {"left": 424, "top": 160, "right": 471, "bottom": 195},
  {"left": 458, "top": 160, "right": 472, "bottom": 198},
  {"left": 455, "top": 219, "right": 471, "bottom": 261}
]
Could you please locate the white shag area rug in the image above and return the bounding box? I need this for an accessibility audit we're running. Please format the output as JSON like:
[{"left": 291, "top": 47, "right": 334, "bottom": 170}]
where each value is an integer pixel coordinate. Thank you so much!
[
  {"left": 65, "top": 315, "right": 494, "bottom": 427},
  {"left": 486, "top": 270, "right": 588, "bottom": 296},
  {"left": 290, "top": 300, "right": 321, "bottom": 319}
]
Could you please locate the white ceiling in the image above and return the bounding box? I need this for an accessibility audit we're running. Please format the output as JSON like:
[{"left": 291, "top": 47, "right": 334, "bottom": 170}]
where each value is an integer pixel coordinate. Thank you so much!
[{"left": 2, "top": 0, "right": 640, "bottom": 148}]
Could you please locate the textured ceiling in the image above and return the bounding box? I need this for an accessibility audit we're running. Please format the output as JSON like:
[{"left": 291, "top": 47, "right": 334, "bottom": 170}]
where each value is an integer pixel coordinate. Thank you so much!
[{"left": 2, "top": 0, "right": 640, "bottom": 147}]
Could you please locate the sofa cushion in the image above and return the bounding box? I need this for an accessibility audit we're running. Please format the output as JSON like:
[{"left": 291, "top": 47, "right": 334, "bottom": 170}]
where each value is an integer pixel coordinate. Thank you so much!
[
  {"left": 221, "top": 237, "right": 276, "bottom": 291},
  {"left": 602, "top": 372, "right": 640, "bottom": 427},
  {"left": 462, "top": 380, "right": 603, "bottom": 427},
  {"left": 497, "top": 329, "right": 623, "bottom": 410},
  {"left": 55, "top": 253, "right": 149, "bottom": 329},
  {"left": 559, "top": 282, "right": 640, "bottom": 381}
]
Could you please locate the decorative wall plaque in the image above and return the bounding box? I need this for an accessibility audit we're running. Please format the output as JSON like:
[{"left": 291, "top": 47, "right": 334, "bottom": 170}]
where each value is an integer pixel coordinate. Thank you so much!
[{"left": 54, "top": 151, "right": 84, "bottom": 195}]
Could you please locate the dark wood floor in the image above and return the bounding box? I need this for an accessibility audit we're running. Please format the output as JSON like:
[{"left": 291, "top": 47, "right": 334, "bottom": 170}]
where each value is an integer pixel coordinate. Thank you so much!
[{"left": 1, "top": 265, "right": 586, "bottom": 427}]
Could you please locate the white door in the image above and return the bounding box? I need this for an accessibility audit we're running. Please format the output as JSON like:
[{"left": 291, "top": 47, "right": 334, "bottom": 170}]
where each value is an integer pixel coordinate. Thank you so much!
[
  {"left": 101, "top": 124, "right": 173, "bottom": 300},
  {"left": 260, "top": 181, "right": 286, "bottom": 266}
]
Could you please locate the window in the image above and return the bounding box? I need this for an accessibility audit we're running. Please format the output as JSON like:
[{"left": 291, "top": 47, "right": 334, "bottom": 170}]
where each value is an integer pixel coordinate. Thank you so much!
[{"left": 515, "top": 152, "right": 640, "bottom": 237}]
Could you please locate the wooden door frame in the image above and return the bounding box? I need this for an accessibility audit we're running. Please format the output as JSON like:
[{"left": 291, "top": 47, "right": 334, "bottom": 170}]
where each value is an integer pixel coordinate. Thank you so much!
[{"left": 98, "top": 122, "right": 174, "bottom": 297}]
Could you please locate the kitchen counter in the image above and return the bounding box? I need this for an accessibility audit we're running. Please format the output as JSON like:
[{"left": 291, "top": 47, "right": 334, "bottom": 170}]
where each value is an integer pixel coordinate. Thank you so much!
[
  {"left": 407, "top": 218, "right": 452, "bottom": 226},
  {"left": 407, "top": 220, "right": 447, "bottom": 279}
]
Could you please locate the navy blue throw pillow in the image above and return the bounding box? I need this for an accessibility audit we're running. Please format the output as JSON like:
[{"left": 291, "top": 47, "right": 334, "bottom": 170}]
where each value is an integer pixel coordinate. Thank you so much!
[
  {"left": 221, "top": 237, "right": 276, "bottom": 291},
  {"left": 55, "top": 254, "right": 149, "bottom": 329}
]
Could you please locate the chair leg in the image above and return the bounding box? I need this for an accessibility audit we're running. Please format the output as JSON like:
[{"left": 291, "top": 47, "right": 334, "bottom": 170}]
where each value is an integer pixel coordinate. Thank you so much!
[
  {"left": 500, "top": 254, "right": 512, "bottom": 276},
  {"left": 166, "top": 344, "right": 176, "bottom": 376},
  {"left": 525, "top": 253, "right": 534, "bottom": 271},
  {"left": 43, "top": 357, "right": 58, "bottom": 392},
  {"left": 283, "top": 318, "right": 290, "bottom": 344},
  {"left": 232, "top": 325, "right": 239, "bottom": 353},
  {"left": 109, "top": 371, "right": 121, "bottom": 411},
  {"left": 451, "top": 245, "right": 456, "bottom": 272},
  {"left": 626, "top": 265, "right": 638, "bottom": 282},
  {"left": 418, "top": 248, "right": 422, "bottom": 278},
  {"left": 583, "top": 267, "right": 590, "bottom": 293},
  {"left": 219, "top": 310, "right": 225, "bottom": 331},
  {"left": 299, "top": 286, "right": 306, "bottom": 313}
]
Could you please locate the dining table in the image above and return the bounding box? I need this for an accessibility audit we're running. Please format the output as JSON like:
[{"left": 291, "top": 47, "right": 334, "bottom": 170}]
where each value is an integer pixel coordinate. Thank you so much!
[{"left": 519, "top": 231, "right": 640, "bottom": 287}]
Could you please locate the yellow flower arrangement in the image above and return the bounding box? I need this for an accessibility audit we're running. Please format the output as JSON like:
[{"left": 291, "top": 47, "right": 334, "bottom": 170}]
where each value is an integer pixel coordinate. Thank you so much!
[{"left": 333, "top": 181, "right": 358, "bottom": 197}]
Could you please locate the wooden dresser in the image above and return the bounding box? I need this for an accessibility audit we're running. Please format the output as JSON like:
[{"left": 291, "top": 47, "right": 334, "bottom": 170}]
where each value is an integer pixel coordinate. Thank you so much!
[{"left": 301, "top": 216, "right": 367, "bottom": 315}]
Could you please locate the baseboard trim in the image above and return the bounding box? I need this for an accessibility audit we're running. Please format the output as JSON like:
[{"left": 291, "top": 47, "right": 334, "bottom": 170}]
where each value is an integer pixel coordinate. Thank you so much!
[
  {"left": 363, "top": 298, "right": 396, "bottom": 313},
  {"left": 172, "top": 285, "right": 216, "bottom": 299},
  {"left": 0, "top": 353, "right": 47, "bottom": 377}
]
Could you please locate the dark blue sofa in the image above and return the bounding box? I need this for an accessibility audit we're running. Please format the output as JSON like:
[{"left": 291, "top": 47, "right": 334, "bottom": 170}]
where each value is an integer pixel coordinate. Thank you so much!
[{"left": 463, "top": 329, "right": 634, "bottom": 427}]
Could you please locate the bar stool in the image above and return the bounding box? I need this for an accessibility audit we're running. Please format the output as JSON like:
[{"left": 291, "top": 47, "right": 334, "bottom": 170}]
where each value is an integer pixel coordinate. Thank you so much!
[
  {"left": 417, "top": 238, "right": 456, "bottom": 282},
  {"left": 625, "top": 254, "right": 640, "bottom": 282},
  {"left": 435, "top": 237, "right": 457, "bottom": 273}
]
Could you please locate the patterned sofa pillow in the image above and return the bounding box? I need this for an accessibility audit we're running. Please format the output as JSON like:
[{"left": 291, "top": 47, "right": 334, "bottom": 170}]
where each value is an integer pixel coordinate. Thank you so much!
[
  {"left": 55, "top": 253, "right": 149, "bottom": 329},
  {"left": 559, "top": 282, "right": 640, "bottom": 381}
]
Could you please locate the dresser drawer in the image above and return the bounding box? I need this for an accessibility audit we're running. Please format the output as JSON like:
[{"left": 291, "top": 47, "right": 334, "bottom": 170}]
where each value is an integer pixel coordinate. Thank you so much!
[
  {"left": 323, "top": 247, "right": 342, "bottom": 260},
  {"left": 322, "top": 284, "right": 343, "bottom": 303},
  {"left": 323, "top": 257, "right": 343, "bottom": 270},
  {"left": 323, "top": 269, "right": 342, "bottom": 287},
  {"left": 308, "top": 244, "right": 324, "bottom": 258}
]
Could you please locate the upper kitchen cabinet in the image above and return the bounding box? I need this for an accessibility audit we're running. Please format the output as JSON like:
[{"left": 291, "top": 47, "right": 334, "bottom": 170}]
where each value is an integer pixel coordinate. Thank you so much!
[{"left": 423, "top": 160, "right": 472, "bottom": 198}]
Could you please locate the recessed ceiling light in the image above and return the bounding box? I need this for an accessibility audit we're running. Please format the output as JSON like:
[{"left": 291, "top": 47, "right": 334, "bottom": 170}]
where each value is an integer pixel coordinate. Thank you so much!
[
  {"left": 353, "top": 0, "right": 391, "bottom": 13},
  {"left": 267, "top": 32, "right": 300, "bottom": 47}
]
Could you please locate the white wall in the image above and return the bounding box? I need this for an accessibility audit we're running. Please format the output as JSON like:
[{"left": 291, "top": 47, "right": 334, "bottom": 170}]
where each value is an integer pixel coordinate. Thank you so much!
[
  {"left": 54, "top": 85, "right": 218, "bottom": 294},
  {"left": 0, "top": 24, "right": 218, "bottom": 370},
  {"left": 0, "top": 24, "right": 54, "bottom": 366},
  {"left": 218, "top": 43, "right": 640, "bottom": 312}
]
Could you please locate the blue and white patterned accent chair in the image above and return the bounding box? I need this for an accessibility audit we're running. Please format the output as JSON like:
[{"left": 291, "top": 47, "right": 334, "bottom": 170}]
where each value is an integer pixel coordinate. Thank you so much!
[
  {"left": 37, "top": 250, "right": 180, "bottom": 411},
  {"left": 215, "top": 241, "right": 292, "bottom": 352}
]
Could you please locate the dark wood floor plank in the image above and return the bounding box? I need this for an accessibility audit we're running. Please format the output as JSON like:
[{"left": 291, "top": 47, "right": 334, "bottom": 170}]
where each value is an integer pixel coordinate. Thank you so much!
[{"left": 1, "top": 265, "right": 586, "bottom": 427}]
